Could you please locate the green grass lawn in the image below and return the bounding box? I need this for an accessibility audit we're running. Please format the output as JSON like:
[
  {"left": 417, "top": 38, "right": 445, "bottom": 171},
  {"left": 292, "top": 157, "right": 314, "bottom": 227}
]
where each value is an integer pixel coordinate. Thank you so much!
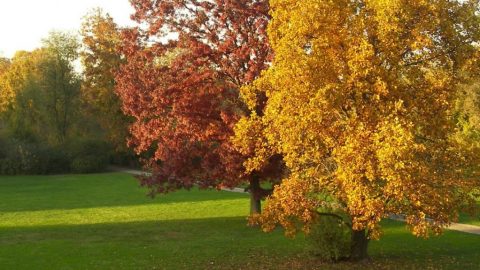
[{"left": 0, "top": 173, "right": 479, "bottom": 269}]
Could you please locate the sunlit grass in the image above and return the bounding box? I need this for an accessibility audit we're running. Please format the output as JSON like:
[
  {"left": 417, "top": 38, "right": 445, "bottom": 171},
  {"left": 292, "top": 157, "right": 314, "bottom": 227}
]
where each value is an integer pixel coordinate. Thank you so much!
[
  {"left": 0, "top": 199, "right": 248, "bottom": 227},
  {"left": 1, "top": 173, "right": 479, "bottom": 269}
]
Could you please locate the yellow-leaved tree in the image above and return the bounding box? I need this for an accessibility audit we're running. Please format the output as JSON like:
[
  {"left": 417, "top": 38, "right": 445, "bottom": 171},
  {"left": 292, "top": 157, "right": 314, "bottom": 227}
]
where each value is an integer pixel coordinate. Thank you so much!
[{"left": 234, "top": 0, "right": 480, "bottom": 261}]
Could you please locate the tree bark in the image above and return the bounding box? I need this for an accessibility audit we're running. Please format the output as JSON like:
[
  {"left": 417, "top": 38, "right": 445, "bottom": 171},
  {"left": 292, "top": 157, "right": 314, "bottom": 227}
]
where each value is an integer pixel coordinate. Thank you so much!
[
  {"left": 249, "top": 175, "right": 262, "bottom": 214},
  {"left": 350, "top": 229, "right": 369, "bottom": 261}
]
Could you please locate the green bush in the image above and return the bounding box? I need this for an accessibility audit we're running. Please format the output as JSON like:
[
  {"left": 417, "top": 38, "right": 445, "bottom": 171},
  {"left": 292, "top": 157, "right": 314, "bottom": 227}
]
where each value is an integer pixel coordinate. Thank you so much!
[
  {"left": 67, "top": 139, "right": 111, "bottom": 157},
  {"left": 0, "top": 145, "right": 110, "bottom": 175},
  {"left": 0, "top": 138, "right": 71, "bottom": 175},
  {"left": 0, "top": 140, "right": 41, "bottom": 175},
  {"left": 70, "top": 155, "right": 108, "bottom": 173},
  {"left": 0, "top": 136, "right": 114, "bottom": 175},
  {"left": 0, "top": 158, "right": 22, "bottom": 175},
  {"left": 18, "top": 143, "right": 43, "bottom": 174},
  {"left": 68, "top": 139, "right": 111, "bottom": 173},
  {"left": 40, "top": 147, "right": 71, "bottom": 174},
  {"left": 0, "top": 137, "right": 18, "bottom": 175},
  {"left": 307, "top": 215, "right": 352, "bottom": 262},
  {"left": 0, "top": 137, "right": 9, "bottom": 159},
  {"left": 110, "top": 150, "right": 141, "bottom": 168}
]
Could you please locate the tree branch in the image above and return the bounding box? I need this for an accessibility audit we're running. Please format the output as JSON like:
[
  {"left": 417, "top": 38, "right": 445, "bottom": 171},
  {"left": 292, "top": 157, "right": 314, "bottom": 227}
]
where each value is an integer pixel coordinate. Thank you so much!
[{"left": 316, "top": 211, "right": 352, "bottom": 227}]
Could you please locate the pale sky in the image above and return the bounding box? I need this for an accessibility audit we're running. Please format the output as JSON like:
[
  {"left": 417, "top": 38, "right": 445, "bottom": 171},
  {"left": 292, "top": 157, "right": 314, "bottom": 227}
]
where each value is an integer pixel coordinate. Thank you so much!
[{"left": 0, "top": 0, "right": 136, "bottom": 58}]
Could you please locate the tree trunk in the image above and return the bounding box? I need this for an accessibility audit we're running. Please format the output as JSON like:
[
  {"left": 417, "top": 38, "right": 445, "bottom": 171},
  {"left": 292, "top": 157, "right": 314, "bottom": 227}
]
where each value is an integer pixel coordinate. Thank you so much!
[
  {"left": 350, "top": 229, "right": 369, "bottom": 261},
  {"left": 249, "top": 175, "right": 262, "bottom": 214}
]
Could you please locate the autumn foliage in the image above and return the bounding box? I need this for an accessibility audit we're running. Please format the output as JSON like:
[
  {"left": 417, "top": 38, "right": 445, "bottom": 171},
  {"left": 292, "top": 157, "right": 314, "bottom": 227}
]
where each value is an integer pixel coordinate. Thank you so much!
[
  {"left": 116, "top": 0, "right": 276, "bottom": 200},
  {"left": 113, "top": 0, "right": 480, "bottom": 261},
  {"left": 234, "top": 0, "right": 480, "bottom": 259},
  {"left": 0, "top": 33, "right": 80, "bottom": 144},
  {"left": 80, "top": 9, "right": 130, "bottom": 151}
]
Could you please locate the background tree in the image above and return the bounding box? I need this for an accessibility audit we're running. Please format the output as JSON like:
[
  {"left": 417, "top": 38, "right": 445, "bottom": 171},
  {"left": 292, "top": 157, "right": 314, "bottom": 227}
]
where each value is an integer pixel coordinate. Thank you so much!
[
  {"left": 2, "top": 48, "right": 78, "bottom": 143},
  {"left": 116, "top": 0, "right": 277, "bottom": 213},
  {"left": 0, "top": 31, "right": 115, "bottom": 175},
  {"left": 0, "top": 58, "right": 11, "bottom": 114},
  {"left": 80, "top": 8, "right": 130, "bottom": 152},
  {"left": 0, "top": 52, "right": 34, "bottom": 116},
  {"left": 0, "top": 50, "right": 50, "bottom": 141},
  {"left": 0, "top": 58, "right": 9, "bottom": 115},
  {"left": 0, "top": 32, "right": 80, "bottom": 144},
  {"left": 40, "top": 31, "right": 81, "bottom": 143},
  {"left": 235, "top": 0, "right": 480, "bottom": 260}
]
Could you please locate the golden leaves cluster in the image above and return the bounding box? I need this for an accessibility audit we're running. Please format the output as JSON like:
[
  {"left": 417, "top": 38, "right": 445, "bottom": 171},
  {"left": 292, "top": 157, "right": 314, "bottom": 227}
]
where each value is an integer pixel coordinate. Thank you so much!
[
  {"left": 235, "top": 0, "right": 480, "bottom": 238},
  {"left": 0, "top": 50, "right": 47, "bottom": 113}
]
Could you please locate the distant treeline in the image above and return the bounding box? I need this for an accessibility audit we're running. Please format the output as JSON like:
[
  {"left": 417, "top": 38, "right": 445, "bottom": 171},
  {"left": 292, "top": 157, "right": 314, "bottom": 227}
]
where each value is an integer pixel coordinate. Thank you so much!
[{"left": 0, "top": 10, "right": 134, "bottom": 175}]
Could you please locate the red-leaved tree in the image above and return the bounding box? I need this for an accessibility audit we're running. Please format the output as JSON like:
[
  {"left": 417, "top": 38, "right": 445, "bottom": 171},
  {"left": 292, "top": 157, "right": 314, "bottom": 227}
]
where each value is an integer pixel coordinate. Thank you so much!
[{"left": 116, "top": 0, "right": 279, "bottom": 213}]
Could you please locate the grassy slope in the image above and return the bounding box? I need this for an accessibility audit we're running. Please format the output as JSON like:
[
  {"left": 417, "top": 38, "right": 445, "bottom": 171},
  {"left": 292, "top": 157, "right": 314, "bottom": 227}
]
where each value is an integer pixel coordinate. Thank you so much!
[{"left": 0, "top": 173, "right": 479, "bottom": 270}]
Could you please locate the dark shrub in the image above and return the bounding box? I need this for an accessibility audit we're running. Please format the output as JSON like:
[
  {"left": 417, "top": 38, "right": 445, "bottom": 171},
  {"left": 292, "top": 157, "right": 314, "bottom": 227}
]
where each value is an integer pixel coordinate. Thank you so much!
[
  {"left": 40, "top": 146, "right": 71, "bottom": 174},
  {"left": 307, "top": 215, "right": 351, "bottom": 262},
  {"left": 0, "top": 139, "right": 40, "bottom": 175},
  {"left": 70, "top": 155, "right": 107, "bottom": 173},
  {"left": 68, "top": 139, "right": 111, "bottom": 173},
  {"left": 0, "top": 158, "right": 21, "bottom": 175},
  {"left": 110, "top": 150, "right": 141, "bottom": 168},
  {"left": 0, "top": 138, "right": 71, "bottom": 175},
  {"left": 0, "top": 135, "right": 114, "bottom": 175}
]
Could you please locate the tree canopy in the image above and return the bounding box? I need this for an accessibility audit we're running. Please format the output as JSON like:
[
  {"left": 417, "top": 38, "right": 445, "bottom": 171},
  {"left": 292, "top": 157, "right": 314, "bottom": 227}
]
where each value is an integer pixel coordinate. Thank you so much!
[
  {"left": 80, "top": 9, "right": 130, "bottom": 151},
  {"left": 234, "top": 0, "right": 480, "bottom": 260},
  {"left": 116, "top": 0, "right": 277, "bottom": 212},
  {"left": 0, "top": 32, "right": 81, "bottom": 144}
]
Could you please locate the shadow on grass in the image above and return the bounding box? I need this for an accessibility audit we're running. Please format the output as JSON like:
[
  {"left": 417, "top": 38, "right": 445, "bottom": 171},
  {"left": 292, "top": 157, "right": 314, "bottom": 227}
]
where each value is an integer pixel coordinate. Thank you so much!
[
  {"left": 0, "top": 218, "right": 479, "bottom": 270},
  {"left": 0, "top": 173, "right": 249, "bottom": 213},
  {"left": 0, "top": 217, "right": 306, "bottom": 270}
]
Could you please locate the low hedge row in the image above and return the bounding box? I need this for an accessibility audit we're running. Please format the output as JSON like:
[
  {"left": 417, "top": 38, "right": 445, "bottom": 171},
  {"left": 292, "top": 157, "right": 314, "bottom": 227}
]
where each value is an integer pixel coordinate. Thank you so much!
[{"left": 0, "top": 138, "right": 111, "bottom": 175}]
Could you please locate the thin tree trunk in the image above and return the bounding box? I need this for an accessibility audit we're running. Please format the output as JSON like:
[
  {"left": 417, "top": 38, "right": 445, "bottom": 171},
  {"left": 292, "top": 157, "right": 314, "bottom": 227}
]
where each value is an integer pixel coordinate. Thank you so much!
[
  {"left": 249, "top": 175, "right": 262, "bottom": 214},
  {"left": 350, "top": 229, "right": 369, "bottom": 261}
]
